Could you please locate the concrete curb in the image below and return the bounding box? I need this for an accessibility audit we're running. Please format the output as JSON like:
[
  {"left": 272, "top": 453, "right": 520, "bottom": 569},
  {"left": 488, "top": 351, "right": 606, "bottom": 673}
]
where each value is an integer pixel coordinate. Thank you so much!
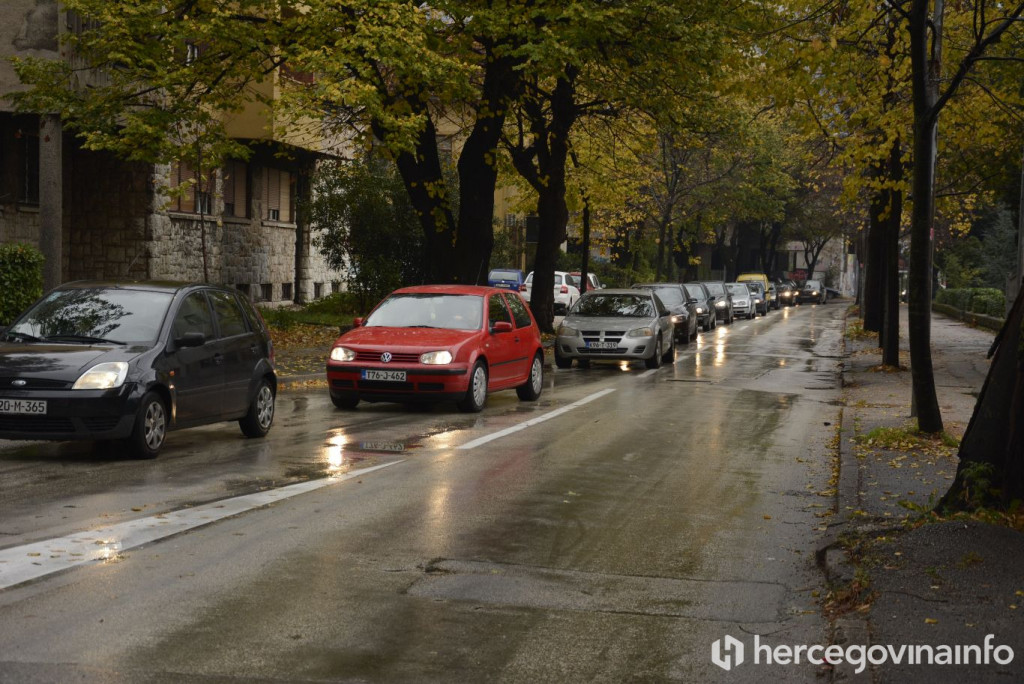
[{"left": 932, "top": 302, "right": 1003, "bottom": 332}]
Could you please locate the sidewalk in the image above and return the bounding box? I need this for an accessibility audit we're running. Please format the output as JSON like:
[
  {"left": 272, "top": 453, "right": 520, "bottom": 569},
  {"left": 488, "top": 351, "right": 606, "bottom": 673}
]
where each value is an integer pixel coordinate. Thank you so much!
[{"left": 829, "top": 305, "right": 1024, "bottom": 681}]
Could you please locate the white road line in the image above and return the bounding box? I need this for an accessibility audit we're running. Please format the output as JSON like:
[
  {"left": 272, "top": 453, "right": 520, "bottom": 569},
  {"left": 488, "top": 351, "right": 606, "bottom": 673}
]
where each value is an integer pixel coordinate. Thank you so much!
[
  {"left": 0, "top": 461, "right": 402, "bottom": 591},
  {"left": 638, "top": 369, "right": 659, "bottom": 379},
  {"left": 457, "top": 388, "right": 616, "bottom": 450}
]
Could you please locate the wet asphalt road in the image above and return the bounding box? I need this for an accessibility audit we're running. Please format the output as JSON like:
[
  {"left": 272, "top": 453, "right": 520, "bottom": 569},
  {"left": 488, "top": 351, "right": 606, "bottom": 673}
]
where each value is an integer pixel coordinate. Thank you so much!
[{"left": 0, "top": 302, "right": 845, "bottom": 683}]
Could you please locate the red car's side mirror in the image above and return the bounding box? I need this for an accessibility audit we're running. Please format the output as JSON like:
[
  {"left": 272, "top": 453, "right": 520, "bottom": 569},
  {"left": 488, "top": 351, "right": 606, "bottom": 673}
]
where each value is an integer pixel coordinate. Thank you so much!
[
  {"left": 352, "top": 317, "right": 363, "bottom": 327},
  {"left": 492, "top": 321, "right": 514, "bottom": 334}
]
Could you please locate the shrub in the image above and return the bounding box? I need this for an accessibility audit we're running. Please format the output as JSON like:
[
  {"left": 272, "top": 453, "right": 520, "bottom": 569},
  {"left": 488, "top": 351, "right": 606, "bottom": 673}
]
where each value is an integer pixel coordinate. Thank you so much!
[
  {"left": 0, "top": 243, "right": 44, "bottom": 325},
  {"left": 936, "top": 287, "right": 1005, "bottom": 317}
]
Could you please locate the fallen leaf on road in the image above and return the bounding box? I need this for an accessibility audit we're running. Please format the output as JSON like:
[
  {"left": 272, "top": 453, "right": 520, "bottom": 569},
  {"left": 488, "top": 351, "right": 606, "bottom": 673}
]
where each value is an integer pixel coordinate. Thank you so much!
[{"left": 925, "top": 618, "right": 938, "bottom": 624}]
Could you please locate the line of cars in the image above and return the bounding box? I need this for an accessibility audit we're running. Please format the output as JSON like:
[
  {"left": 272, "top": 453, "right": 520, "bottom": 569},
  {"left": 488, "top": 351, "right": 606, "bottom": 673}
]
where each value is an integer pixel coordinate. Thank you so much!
[{"left": 0, "top": 272, "right": 832, "bottom": 457}]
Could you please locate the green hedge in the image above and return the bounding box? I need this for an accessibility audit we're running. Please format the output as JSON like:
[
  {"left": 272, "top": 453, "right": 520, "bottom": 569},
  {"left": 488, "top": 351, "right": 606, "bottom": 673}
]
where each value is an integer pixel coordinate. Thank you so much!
[
  {"left": 0, "top": 243, "right": 44, "bottom": 325},
  {"left": 936, "top": 287, "right": 1005, "bottom": 318}
]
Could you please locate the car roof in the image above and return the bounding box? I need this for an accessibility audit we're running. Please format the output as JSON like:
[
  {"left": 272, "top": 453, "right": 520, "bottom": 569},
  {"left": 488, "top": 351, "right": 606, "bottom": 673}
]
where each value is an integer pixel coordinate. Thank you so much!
[
  {"left": 392, "top": 284, "right": 507, "bottom": 296},
  {"left": 584, "top": 288, "right": 650, "bottom": 296},
  {"left": 633, "top": 282, "right": 681, "bottom": 288},
  {"left": 56, "top": 280, "right": 228, "bottom": 295}
]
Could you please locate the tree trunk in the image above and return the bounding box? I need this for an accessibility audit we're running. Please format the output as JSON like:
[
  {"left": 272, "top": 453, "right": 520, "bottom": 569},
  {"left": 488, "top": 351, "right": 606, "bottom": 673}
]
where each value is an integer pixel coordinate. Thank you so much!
[
  {"left": 454, "top": 51, "right": 519, "bottom": 284},
  {"left": 863, "top": 181, "right": 886, "bottom": 332},
  {"left": 388, "top": 117, "right": 457, "bottom": 284},
  {"left": 940, "top": 285, "right": 1024, "bottom": 509},
  {"left": 881, "top": 140, "right": 903, "bottom": 366},
  {"left": 907, "top": 0, "right": 943, "bottom": 433}
]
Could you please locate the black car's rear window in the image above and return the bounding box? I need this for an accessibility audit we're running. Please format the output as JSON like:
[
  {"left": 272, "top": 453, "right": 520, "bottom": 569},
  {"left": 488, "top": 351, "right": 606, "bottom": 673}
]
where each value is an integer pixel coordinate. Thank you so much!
[
  {"left": 7, "top": 288, "right": 174, "bottom": 344},
  {"left": 704, "top": 282, "right": 726, "bottom": 296},
  {"left": 574, "top": 294, "right": 654, "bottom": 317}
]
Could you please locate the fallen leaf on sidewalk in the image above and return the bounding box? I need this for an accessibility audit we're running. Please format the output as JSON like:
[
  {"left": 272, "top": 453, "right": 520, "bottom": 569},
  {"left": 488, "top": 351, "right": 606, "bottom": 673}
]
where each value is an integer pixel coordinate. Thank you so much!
[{"left": 925, "top": 618, "right": 939, "bottom": 625}]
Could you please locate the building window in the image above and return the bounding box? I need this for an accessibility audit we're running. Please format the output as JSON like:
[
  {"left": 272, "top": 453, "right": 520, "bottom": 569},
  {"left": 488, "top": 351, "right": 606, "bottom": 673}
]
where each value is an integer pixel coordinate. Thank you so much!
[
  {"left": 222, "top": 160, "right": 248, "bottom": 218},
  {"left": 236, "top": 283, "right": 250, "bottom": 296},
  {"left": 262, "top": 167, "right": 292, "bottom": 223},
  {"left": 314, "top": 282, "right": 323, "bottom": 299},
  {"left": 281, "top": 282, "right": 293, "bottom": 301},
  {"left": 169, "top": 160, "right": 211, "bottom": 214},
  {"left": 18, "top": 129, "right": 39, "bottom": 206},
  {"left": 260, "top": 283, "right": 272, "bottom": 301},
  {"left": 332, "top": 281, "right": 341, "bottom": 294}
]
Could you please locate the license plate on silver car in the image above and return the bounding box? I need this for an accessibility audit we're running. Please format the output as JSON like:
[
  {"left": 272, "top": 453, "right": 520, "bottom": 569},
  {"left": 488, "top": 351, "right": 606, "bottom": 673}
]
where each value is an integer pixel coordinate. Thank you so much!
[
  {"left": 362, "top": 369, "right": 407, "bottom": 382},
  {"left": 586, "top": 341, "right": 617, "bottom": 350},
  {"left": 0, "top": 399, "right": 47, "bottom": 415}
]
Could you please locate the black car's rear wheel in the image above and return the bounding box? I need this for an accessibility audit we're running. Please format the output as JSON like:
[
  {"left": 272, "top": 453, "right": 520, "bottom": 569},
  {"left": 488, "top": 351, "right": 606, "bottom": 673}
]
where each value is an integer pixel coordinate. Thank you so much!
[
  {"left": 516, "top": 353, "right": 544, "bottom": 401},
  {"left": 239, "top": 378, "right": 275, "bottom": 438},
  {"left": 126, "top": 391, "right": 167, "bottom": 459}
]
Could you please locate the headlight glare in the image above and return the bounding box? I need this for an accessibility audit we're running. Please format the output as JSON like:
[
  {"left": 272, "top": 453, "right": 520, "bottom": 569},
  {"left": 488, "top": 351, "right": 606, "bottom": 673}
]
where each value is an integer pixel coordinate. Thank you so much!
[
  {"left": 420, "top": 350, "right": 453, "bottom": 365},
  {"left": 715, "top": 300, "right": 726, "bottom": 308},
  {"left": 72, "top": 362, "right": 128, "bottom": 390},
  {"left": 330, "top": 346, "right": 356, "bottom": 362}
]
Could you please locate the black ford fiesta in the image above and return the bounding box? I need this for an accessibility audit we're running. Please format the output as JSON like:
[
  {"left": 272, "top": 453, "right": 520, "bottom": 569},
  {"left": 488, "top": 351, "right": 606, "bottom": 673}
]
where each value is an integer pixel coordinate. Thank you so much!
[{"left": 0, "top": 281, "right": 276, "bottom": 458}]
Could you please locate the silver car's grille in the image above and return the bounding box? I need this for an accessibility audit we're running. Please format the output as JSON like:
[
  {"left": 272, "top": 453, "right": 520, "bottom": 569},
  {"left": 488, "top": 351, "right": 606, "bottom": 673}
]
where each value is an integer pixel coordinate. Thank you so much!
[
  {"left": 581, "top": 330, "right": 625, "bottom": 343},
  {"left": 577, "top": 346, "right": 628, "bottom": 354}
]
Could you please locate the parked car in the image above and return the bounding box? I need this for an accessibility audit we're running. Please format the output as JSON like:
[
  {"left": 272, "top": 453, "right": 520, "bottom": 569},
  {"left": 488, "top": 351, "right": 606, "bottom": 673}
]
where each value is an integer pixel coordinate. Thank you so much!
[
  {"left": 522, "top": 270, "right": 581, "bottom": 315},
  {"left": 0, "top": 281, "right": 276, "bottom": 458},
  {"left": 631, "top": 283, "right": 698, "bottom": 344},
  {"left": 326, "top": 285, "right": 544, "bottom": 412},
  {"left": 683, "top": 282, "right": 716, "bottom": 331},
  {"left": 746, "top": 281, "right": 769, "bottom": 316},
  {"left": 486, "top": 268, "right": 526, "bottom": 292},
  {"left": 554, "top": 289, "right": 675, "bottom": 369},
  {"left": 569, "top": 271, "right": 604, "bottom": 293},
  {"left": 777, "top": 279, "right": 798, "bottom": 307},
  {"left": 726, "top": 282, "right": 756, "bottom": 320},
  {"left": 700, "top": 281, "right": 734, "bottom": 324},
  {"left": 797, "top": 279, "right": 828, "bottom": 304},
  {"left": 736, "top": 272, "right": 772, "bottom": 309}
]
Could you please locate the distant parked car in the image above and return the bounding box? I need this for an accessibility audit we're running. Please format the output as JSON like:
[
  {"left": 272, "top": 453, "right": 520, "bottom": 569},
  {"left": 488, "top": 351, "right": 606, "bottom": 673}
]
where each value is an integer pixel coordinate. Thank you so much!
[
  {"left": 746, "top": 281, "right": 769, "bottom": 316},
  {"left": 777, "top": 280, "right": 798, "bottom": 307},
  {"left": 726, "top": 282, "right": 755, "bottom": 320},
  {"left": 486, "top": 268, "right": 526, "bottom": 292},
  {"left": 700, "top": 281, "right": 734, "bottom": 324},
  {"left": 797, "top": 280, "right": 828, "bottom": 304},
  {"left": 522, "top": 271, "right": 581, "bottom": 315},
  {"left": 0, "top": 281, "right": 277, "bottom": 458},
  {"left": 555, "top": 289, "right": 675, "bottom": 369},
  {"left": 632, "top": 283, "right": 698, "bottom": 344},
  {"left": 683, "top": 282, "right": 716, "bottom": 331},
  {"left": 569, "top": 272, "right": 605, "bottom": 292},
  {"left": 326, "top": 285, "right": 544, "bottom": 412}
]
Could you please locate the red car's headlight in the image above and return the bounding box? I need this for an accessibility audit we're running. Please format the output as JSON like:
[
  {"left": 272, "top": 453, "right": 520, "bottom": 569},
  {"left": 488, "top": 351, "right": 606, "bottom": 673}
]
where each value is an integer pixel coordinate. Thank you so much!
[
  {"left": 330, "top": 346, "right": 356, "bottom": 362},
  {"left": 420, "top": 351, "right": 453, "bottom": 365}
]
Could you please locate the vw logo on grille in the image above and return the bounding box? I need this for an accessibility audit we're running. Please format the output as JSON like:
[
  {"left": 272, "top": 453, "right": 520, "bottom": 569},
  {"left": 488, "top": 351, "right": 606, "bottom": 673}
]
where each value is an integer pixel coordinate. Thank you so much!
[
  {"left": 380, "top": 352, "right": 393, "bottom": 363},
  {"left": 11, "top": 379, "right": 27, "bottom": 387}
]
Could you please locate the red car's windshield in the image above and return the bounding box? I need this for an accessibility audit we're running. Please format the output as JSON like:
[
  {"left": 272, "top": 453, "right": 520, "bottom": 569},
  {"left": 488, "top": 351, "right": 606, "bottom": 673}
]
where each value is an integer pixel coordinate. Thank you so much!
[{"left": 364, "top": 294, "right": 484, "bottom": 331}]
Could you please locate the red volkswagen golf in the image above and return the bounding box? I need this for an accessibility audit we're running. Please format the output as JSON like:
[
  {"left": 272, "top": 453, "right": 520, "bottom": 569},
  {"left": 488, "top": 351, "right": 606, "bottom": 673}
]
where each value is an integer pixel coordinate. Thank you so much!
[{"left": 326, "top": 285, "right": 545, "bottom": 412}]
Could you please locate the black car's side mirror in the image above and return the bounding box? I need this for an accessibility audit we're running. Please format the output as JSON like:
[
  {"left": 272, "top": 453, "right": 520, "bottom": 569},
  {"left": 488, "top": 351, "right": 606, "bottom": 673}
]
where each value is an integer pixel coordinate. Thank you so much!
[
  {"left": 0, "top": 326, "right": 7, "bottom": 336},
  {"left": 175, "top": 331, "right": 206, "bottom": 348},
  {"left": 688, "top": 298, "right": 697, "bottom": 304}
]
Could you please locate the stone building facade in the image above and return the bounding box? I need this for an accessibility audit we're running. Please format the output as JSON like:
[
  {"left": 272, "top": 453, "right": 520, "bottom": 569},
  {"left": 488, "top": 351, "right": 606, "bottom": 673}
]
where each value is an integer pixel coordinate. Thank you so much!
[{"left": 0, "top": 0, "right": 344, "bottom": 303}]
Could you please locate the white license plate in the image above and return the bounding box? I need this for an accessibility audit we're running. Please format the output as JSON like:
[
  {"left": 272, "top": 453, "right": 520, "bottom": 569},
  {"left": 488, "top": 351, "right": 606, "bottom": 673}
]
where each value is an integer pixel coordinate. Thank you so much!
[
  {"left": 362, "top": 369, "right": 407, "bottom": 382},
  {"left": 0, "top": 398, "right": 47, "bottom": 415},
  {"left": 587, "top": 341, "right": 618, "bottom": 350}
]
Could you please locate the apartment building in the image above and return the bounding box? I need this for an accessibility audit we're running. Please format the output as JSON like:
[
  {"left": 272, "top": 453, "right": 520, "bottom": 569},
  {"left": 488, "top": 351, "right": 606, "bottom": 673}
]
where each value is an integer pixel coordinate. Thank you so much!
[{"left": 0, "top": 0, "right": 344, "bottom": 303}]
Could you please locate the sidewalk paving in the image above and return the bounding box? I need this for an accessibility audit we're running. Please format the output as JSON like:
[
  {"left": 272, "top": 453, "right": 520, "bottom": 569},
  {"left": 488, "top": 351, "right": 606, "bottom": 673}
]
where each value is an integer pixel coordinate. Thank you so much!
[{"left": 830, "top": 305, "right": 1024, "bottom": 682}]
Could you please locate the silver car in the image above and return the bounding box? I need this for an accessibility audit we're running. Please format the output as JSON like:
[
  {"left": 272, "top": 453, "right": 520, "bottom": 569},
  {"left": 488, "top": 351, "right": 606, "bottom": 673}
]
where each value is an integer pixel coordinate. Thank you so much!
[
  {"left": 554, "top": 289, "right": 675, "bottom": 369},
  {"left": 727, "top": 282, "right": 755, "bottom": 319}
]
